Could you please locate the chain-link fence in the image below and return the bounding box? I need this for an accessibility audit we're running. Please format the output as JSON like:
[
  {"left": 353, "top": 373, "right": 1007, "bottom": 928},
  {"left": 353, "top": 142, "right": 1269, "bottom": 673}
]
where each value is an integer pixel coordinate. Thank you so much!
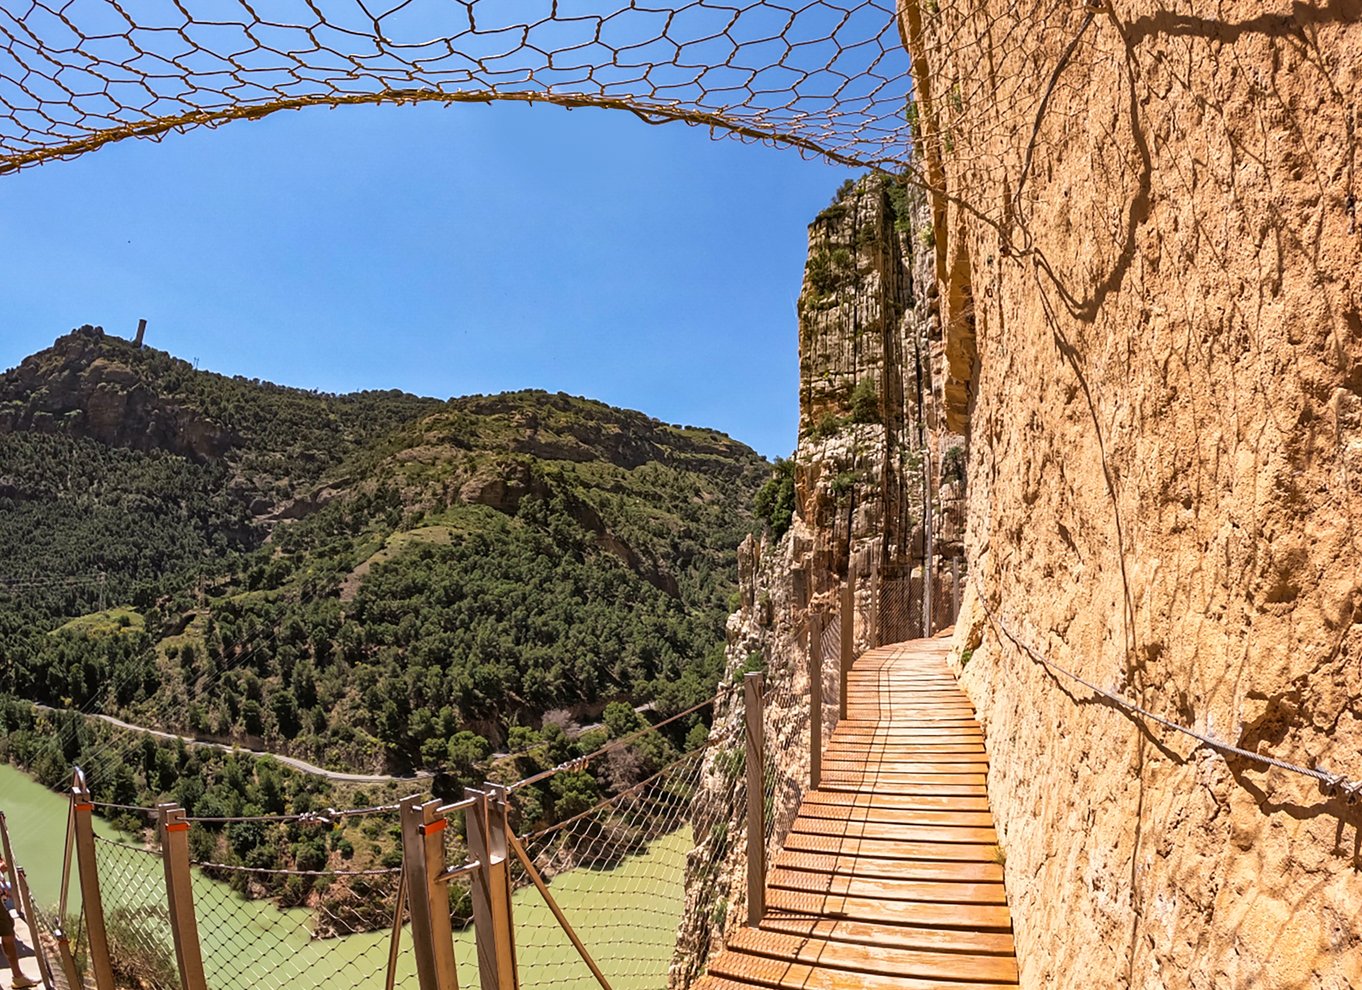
[
  {"left": 509, "top": 745, "right": 706, "bottom": 989},
  {"left": 92, "top": 833, "right": 180, "bottom": 990},
  {"left": 191, "top": 857, "right": 415, "bottom": 990},
  {"left": 15, "top": 711, "right": 722, "bottom": 990}
]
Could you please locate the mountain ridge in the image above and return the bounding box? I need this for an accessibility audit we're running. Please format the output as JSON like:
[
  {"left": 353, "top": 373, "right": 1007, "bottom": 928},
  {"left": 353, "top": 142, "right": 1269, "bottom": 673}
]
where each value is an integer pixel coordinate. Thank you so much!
[{"left": 0, "top": 326, "right": 767, "bottom": 782}]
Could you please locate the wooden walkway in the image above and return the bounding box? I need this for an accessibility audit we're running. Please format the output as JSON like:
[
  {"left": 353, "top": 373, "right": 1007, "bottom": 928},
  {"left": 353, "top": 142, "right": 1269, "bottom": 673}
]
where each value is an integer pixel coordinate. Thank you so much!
[
  {"left": 698, "top": 635, "right": 1019, "bottom": 990},
  {"left": 0, "top": 909, "right": 42, "bottom": 990}
]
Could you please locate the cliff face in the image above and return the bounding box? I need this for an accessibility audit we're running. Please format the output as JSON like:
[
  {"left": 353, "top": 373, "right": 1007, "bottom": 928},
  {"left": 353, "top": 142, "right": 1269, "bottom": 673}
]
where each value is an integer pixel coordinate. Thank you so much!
[
  {"left": 0, "top": 326, "right": 235, "bottom": 462},
  {"left": 900, "top": 1, "right": 1362, "bottom": 985},
  {"left": 671, "top": 174, "right": 964, "bottom": 987}
]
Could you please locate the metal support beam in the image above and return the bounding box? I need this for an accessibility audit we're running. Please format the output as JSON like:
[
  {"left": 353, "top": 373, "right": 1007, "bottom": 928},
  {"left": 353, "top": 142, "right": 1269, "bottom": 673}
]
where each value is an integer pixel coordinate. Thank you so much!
[
  {"left": 158, "top": 805, "right": 208, "bottom": 990},
  {"left": 400, "top": 796, "right": 461, "bottom": 990},
  {"left": 839, "top": 578, "right": 855, "bottom": 720},
  {"left": 504, "top": 829, "right": 612, "bottom": 990},
  {"left": 806, "top": 617, "right": 822, "bottom": 791},
  {"left": 466, "top": 787, "right": 518, "bottom": 990},
  {"left": 870, "top": 555, "right": 881, "bottom": 649},
  {"left": 70, "top": 770, "right": 114, "bottom": 990},
  {"left": 951, "top": 556, "right": 961, "bottom": 626},
  {"left": 743, "top": 671, "right": 766, "bottom": 927},
  {"left": 55, "top": 935, "right": 82, "bottom": 990}
]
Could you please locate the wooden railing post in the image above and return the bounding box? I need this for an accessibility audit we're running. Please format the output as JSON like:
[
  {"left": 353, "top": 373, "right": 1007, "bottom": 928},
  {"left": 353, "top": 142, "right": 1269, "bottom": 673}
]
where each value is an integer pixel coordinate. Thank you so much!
[
  {"left": 806, "top": 616, "right": 822, "bottom": 791},
  {"left": 400, "top": 796, "right": 460, "bottom": 990},
  {"left": 157, "top": 805, "right": 208, "bottom": 990},
  {"left": 466, "top": 787, "right": 518, "bottom": 990},
  {"left": 839, "top": 577, "right": 855, "bottom": 720},
  {"left": 70, "top": 769, "right": 114, "bottom": 990},
  {"left": 743, "top": 671, "right": 766, "bottom": 926}
]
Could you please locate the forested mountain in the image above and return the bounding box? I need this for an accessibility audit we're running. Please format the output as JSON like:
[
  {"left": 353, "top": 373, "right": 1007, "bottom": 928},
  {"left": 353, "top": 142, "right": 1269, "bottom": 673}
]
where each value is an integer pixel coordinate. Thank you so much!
[{"left": 0, "top": 327, "right": 767, "bottom": 786}]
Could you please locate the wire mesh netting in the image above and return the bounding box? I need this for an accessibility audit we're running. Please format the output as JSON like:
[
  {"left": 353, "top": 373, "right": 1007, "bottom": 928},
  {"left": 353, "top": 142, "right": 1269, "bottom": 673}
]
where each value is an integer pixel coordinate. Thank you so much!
[
  {"left": 92, "top": 834, "right": 180, "bottom": 990},
  {"left": 0, "top": 0, "right": 920, "bottom": 174},
  {"left": 755, "top": 649, "right": 806, "bottom": 861},
  {"left": 191, "top": 852, "right": 415, "bottom": 990},
  {"left": 506, "top": 744, "right": 707, "bottom": 990},
  {"left": 876, "top": 566, "right": 922, "bottom": 645}
]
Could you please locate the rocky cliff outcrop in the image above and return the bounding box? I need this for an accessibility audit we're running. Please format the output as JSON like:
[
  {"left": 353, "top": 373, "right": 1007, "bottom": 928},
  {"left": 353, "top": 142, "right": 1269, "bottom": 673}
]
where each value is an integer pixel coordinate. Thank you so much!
[
  {"left": 0, "top": 326, "right": 235, "bottom": 462},
  {"left": 899, "top": 1, "right": 1362, "bottom": 985},
  {"left": 670, "top": 174, "right": 965, "bottom": 987}
]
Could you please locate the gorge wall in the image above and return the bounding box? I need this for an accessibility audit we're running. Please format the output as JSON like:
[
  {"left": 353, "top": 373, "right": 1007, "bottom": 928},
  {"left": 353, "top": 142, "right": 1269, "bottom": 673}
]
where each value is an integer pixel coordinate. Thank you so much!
[
  {"left": 900, "top": 0, "right": 1362, "bottom": 986},
  {"left": 670, "top": 175, "right": 967, "bottom": 986}
]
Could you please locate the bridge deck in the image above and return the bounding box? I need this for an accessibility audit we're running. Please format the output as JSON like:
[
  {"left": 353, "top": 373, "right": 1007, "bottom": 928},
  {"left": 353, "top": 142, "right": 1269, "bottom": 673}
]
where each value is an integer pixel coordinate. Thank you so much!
[
  {"left": 0, "top": 908, "right": 42, "bottom": 990},
  {"left": 698, "top": 635, "right": 1020, "bottom": 989}
]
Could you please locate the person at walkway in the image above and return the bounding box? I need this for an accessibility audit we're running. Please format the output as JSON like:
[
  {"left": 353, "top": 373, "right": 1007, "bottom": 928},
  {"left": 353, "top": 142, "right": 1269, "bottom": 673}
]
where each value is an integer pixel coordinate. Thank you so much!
[{"left": 0, "top": 858, "right": 39, "bottom": 988}]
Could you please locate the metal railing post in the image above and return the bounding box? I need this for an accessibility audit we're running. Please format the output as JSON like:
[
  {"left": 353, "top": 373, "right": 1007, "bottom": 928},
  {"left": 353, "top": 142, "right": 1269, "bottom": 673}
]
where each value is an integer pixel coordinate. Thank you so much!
[
  {"left": 952, "top": 555, "right": 962, "bottom": 625},
  {"left": 157, "top": 805, "right": 208, "bottom": 990},
  {"left": 55, "top": 791, "right": 84, "bottom": 990},
  {"left": 743, "top": 671, "right": 766, "bottom": 926},
  {"left": 466, "top": 787, "right": 518, "bottom": 990},
  {"left": 839, "top": 577, "right": 855, "bottom": 720},
  {"left": 400, "top": 796, "right": 460, "bottom": 990},
  {"left": 870, "top": 554, "right": 881, "bottom": 648},
  {"left": 806, "top": 617, "right": 822, "bottom": 791},
  {"left": 70, "top": 770, "right": 114, "bottom": 990}
]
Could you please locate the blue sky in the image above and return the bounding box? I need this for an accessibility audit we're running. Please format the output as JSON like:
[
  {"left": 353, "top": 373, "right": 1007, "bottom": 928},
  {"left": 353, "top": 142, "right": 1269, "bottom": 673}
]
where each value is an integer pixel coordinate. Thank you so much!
[{"left": 0, "top": 100, "right": 855, "bottom": 458}]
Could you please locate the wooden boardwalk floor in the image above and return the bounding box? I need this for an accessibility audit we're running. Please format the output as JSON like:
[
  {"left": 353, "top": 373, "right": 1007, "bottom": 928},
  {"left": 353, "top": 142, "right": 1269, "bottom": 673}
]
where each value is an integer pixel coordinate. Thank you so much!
[
  {"left": 0, "top": 909, "right": 42, "bottom": 990},
  {"left": 697, "top": 635, "right": 1019, "bottom": 990}
]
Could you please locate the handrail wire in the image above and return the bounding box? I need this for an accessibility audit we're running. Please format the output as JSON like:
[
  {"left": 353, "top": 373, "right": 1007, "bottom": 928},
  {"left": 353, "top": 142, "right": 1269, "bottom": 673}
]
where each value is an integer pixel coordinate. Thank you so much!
[
  {"left": 510, "top": 694, "right": 716, "bottom": 792},
  {"left": 968, "top": 575, "right": 1362, "bottom": 803}
]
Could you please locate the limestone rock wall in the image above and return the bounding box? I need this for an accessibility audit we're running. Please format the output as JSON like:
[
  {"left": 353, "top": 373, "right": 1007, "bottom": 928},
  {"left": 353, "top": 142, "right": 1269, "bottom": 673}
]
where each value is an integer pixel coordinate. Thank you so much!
[{"left": 900, "top": 1, "right": 1362, "bottom": 985}]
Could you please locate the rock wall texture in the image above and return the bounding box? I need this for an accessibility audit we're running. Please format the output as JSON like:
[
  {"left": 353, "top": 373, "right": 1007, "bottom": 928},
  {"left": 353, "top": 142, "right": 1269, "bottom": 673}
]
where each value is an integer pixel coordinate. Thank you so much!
[
  {"left": 670, "top": 174, "right": 966, "bottom": 986},
  {"left": 900, "top": 0, "right": 1362, "bottom": 986}
]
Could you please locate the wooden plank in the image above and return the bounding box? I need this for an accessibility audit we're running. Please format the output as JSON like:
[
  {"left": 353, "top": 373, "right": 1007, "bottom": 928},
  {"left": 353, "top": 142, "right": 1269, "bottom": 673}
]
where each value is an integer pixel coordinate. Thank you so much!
[
  {"left": 822, "top": 752, "right": 987, "bottom": 764},
  {"left": 774, "top": 849, "right": 1005, "bottom": 883},
  {"left": 760, "top": 914, "right": 1017, "bottom": 958},
  {"left": 766, "top": 888, "right": 1013, "bottom": 931},
  {"left": 824, "top": 742, "right": 988, "bottom": 754},
  {"left": 781, "top": 831, "right": 1000, "bottom": 863},
  {"left": 706, "top": 952, "right": 1018, "bottom": 990},
  {"left": 799, "top": 791, "right": 992, "bottom": 812},
  {"left": 817, "top": 773, "right": 989, "bottom": 790},
  {"left": 728, "top": 928, "right": 1020, "bottom": 985},
  {"left": 795, "top": 801, "right": 996, "bottom": 828},
  {"left": 816, "top": 781, "right": 990, "bottom": 798},
  {"left": 821, "top": 759, "right": 988, "bottom": 772},
  {"left": 832, "top": 726, "right": 984, "bottom": 737},
  {"left": 767, "top": 867, "right": 1009, "bottom": 906},
  {"left": 788, "top": 816, "right": 997, "bottom": 844}
]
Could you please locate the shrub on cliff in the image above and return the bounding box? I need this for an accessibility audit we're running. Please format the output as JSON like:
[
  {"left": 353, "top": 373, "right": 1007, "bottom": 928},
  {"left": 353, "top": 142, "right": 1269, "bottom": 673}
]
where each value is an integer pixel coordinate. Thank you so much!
[
  {"left": 753, "top": 458, "right": 796, "bottom": 540},
  {"left": 850, "top": 378, "right": 880, "bottom": 423}
]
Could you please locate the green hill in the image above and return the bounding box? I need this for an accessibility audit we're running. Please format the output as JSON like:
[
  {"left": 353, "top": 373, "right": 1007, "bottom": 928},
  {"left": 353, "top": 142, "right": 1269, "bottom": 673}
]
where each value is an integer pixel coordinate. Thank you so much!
[{"left": 0, "top": 327, "right": 766, "bottom": 780}]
